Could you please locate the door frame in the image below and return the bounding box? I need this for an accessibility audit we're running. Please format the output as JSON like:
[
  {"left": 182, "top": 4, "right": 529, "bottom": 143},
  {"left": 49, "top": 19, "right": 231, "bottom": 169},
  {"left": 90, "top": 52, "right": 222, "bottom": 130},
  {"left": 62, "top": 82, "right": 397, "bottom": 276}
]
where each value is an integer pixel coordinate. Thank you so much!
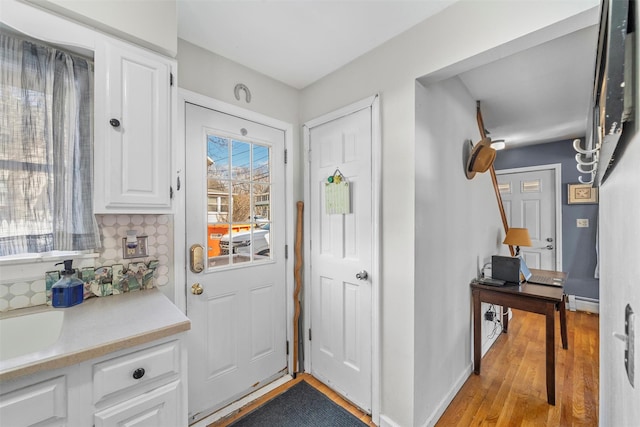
[
  {"left": 495, "top": 163, "right": 563, "bottom": 270},
  {"left": 302, "top": 94, "right": 381, "bottom": 424},
  {"left": 175, "top": 88, "right": 296, "bottom": 372}
]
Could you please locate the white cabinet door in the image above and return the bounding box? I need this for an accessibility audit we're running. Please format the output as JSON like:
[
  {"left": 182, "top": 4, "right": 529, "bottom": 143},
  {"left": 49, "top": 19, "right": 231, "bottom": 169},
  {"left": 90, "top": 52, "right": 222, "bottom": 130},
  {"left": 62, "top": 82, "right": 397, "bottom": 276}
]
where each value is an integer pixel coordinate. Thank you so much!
[
  {"left": 94, "top": 39, "right": 174, "bottom": 213},
  {"left": 94, "top": 380, "right": 181, "bottom": 427},
  {"left": 0, "top": 375, "right": 67, "bottom": 427}
]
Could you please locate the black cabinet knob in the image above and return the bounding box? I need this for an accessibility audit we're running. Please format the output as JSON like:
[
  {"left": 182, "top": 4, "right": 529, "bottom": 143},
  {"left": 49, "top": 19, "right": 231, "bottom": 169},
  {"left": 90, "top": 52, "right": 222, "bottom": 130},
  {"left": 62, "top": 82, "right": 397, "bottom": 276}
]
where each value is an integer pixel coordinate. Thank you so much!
[
  {"left": 132, "top": 368, "right": 145, "bottom": 380},
  {"left": 109, "top": 118, "right": 121, "bottom": 127}
]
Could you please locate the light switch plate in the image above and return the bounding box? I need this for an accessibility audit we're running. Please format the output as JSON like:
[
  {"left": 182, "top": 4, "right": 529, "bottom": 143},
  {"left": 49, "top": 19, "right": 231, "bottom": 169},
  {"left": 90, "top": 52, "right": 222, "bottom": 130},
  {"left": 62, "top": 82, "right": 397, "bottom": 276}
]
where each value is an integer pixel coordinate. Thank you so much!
[
  {"left": 577, "top": 218, "right": 589, "bottom": 228},
  {"left": 122, "top": 236, "right": 149, "bottom": 259}
]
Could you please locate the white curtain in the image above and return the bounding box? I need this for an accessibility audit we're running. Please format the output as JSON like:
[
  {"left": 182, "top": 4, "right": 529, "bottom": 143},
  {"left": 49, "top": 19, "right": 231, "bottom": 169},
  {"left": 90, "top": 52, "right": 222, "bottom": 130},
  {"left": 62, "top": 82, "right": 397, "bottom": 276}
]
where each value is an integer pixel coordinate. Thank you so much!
[{"left": 0, "top": 32, "right": 100, "bottom": 255}]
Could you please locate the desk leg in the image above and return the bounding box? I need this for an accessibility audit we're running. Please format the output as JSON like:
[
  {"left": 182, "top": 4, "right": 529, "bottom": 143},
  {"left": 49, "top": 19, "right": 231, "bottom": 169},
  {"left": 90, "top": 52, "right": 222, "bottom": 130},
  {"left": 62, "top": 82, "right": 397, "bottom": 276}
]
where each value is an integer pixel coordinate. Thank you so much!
[
  {"left": 473, "top": 289, "right": 481, "bottom": 375},
  {"left": 545, "top": 303, "right": 556, "bottom": 405},
  {"left": 502, "top": 306, "right": 509, "bottom": 333},
  {"left": 559, "top": 294, "right": 568, "bottom": 350}
]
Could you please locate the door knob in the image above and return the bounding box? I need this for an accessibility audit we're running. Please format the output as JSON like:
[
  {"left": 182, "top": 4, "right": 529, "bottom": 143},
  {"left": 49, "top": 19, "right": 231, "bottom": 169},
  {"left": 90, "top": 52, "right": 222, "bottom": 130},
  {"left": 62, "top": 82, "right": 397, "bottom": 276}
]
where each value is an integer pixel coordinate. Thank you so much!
[
  {"left": 546, "top": 244, "right": 554, "bottom": 250},
  {"left": 356, "top": 270, "right": 368, "bottom": 280},
  {"left": 191, "top": 283, "right": 203, "bottom": 295}
]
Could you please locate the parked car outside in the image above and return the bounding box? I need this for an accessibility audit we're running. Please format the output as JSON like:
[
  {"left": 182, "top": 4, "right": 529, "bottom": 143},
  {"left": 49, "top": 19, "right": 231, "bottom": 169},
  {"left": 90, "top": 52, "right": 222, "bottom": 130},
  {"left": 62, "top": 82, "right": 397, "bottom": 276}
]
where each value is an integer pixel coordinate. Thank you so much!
[{"left": 219, "top": 223, "right": 270, "bottom": 256}]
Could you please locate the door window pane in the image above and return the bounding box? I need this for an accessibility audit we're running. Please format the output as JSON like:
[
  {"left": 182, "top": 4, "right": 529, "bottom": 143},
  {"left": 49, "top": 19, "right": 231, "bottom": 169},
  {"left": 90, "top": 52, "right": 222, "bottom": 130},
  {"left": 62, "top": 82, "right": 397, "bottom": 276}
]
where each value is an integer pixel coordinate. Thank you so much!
[
  {"left": 522, "top": 180, "right": 541, "bottom": 193},
  {"left": 206, "top": 134, "right": 271, "bottom": 268}
]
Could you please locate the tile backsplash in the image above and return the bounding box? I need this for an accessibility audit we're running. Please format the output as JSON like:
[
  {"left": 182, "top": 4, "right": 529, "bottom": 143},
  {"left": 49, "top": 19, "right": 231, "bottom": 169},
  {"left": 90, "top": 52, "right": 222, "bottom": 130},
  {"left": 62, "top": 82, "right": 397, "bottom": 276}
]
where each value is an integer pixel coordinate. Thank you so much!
[{"left": 0, "top": 214, "right": 173, "bottom": 312}]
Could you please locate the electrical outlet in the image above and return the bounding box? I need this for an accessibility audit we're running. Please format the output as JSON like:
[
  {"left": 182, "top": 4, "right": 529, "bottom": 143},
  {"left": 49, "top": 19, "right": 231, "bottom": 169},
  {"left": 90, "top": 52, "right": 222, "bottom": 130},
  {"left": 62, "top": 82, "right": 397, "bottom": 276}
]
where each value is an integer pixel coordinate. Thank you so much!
[
  {"left": 122, "top": 236, "right": 149, "bottom": 259},
  {"left": 577, "top": 218, "right": 589, "bottom": 228}
]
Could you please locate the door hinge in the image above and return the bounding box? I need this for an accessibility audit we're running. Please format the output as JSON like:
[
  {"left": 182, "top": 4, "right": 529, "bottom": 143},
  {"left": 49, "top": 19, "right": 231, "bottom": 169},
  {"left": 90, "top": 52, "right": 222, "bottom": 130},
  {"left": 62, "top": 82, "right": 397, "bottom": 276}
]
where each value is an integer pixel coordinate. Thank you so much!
[
  {"left": 286, "top": 340, "right": 289, "bottom": 355},
  {"left": 170, "top": 72, "right": 174, "bottom": 86},
  {"left": 170, "top": 186, "right": 174, "bottom": 199},
  {"left": 284, "top": 149, "right": 288, "bottom": 164},
  {"left": 308, "top": 328, "right": 312, "bottom": 341},
  {"left": 285, "top": 245, "right": 288, "bottom": 259}
]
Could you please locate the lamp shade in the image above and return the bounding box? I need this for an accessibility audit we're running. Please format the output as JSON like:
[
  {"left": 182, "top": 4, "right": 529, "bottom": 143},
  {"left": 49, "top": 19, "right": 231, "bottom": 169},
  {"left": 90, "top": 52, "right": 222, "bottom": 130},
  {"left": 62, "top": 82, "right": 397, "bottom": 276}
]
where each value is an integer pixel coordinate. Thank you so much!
[{"left": 503, "top": 228, "right": 532, "bottom": 247}]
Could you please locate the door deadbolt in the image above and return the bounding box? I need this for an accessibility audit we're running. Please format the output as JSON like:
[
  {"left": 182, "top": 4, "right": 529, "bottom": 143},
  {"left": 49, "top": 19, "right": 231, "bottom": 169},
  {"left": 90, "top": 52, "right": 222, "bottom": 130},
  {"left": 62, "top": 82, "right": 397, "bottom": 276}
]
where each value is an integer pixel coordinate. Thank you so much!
[{"left": 190, "top": 244, "right": 204, "bottom": 273}]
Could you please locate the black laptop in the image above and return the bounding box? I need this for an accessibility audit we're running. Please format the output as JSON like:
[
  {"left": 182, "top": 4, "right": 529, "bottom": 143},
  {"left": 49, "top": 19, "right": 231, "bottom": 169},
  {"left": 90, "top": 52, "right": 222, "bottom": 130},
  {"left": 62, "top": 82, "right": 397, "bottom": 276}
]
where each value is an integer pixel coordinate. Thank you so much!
[
  {"left": 492, "top": 255, "right": 564, "bottom": 287},
  {"left": 491, "top": 255, "right": 522, "bottom": 284}
]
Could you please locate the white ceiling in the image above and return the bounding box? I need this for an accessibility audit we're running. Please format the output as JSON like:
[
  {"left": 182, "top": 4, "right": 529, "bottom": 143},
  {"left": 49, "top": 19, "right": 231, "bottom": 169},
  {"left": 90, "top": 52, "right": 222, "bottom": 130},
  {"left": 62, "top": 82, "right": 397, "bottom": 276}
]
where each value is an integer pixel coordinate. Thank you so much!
[
  {"left": 177, "top": 0, "right": 599, "bottom": 148},
  {"left": 458, "top": 25, "right": 599, "bottom": 147},
  {"left": 177, "top": 0, "right": 457, "bottom": 89}
]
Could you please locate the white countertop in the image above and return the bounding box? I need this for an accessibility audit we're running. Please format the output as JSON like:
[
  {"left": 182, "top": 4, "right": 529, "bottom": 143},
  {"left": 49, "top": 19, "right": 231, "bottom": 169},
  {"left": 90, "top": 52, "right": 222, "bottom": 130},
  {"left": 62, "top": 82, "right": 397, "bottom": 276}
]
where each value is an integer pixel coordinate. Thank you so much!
[{"left": 0, "top": 288, "right": 190, "bottom": 381}]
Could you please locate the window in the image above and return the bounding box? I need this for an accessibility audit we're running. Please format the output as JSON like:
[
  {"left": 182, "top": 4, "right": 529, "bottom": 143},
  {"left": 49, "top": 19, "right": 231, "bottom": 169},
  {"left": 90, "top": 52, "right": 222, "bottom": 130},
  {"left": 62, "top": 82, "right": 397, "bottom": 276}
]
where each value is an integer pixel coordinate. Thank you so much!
[
  {"left": 206, "top": 135, "right": 272, "bottom": 267},
  {"left": 0, "top": 32, "right": 100, "bottom": 256}
]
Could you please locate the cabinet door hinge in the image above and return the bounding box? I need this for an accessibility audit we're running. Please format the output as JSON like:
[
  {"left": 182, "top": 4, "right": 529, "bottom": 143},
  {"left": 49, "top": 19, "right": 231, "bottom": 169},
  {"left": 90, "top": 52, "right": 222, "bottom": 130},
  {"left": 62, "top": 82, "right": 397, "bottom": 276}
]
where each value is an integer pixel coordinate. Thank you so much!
[
  {"left": 308, "top": 328, "right": 312, "bottom": 341},
  {"left": 285, "top": 245, "right": 288, "bottom": 259},
  {"left": 170, "top": 73, "right": 174, "bottom": 86},
  {"left": 286, "top": 340, "right": 289, "bottom": 355}
]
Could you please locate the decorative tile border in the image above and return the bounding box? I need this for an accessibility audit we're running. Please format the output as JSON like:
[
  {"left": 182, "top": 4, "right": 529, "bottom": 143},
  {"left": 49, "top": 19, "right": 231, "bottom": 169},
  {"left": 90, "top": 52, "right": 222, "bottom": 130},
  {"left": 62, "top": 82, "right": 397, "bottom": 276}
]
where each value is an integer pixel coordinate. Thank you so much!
[{"left": 0, "top": 214, "right": 174, "bottom": 312}]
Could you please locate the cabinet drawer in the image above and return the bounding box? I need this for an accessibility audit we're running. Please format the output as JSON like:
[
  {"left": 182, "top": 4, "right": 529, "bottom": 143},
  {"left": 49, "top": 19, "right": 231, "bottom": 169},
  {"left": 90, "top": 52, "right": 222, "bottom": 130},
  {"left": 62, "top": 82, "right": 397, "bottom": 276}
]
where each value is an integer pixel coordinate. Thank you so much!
[
  {"left": 94, "top": 380, "right": 181, "bottom": 427},
  {"left": 93, "top": 340, "right": 180, "bottom": 404},
  {"left": 0, "top": 375, "right": 66, "bottom": 427}
]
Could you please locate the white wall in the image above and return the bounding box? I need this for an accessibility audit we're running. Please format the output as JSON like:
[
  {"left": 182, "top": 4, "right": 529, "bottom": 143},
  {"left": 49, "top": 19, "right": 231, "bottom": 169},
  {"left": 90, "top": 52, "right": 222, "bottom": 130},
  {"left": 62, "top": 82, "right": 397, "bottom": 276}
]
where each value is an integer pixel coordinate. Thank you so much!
[
  {"left": 299, "top": 1, "right": 599, "bottom": 425},
  {"left": 415, "top": 77, "right": 503, "bottom": 425},
  {"left": 599, "top": 10, "right": 640, "bottom": 423},
  {"left": 599, "top": 129, "right": 640, "bottom": 426},
  {"left": 24, "top": 0, "right": 178, "bottom": 56},
  {"left": 176, "top": 38, "right": 302, "bottom": 203}
]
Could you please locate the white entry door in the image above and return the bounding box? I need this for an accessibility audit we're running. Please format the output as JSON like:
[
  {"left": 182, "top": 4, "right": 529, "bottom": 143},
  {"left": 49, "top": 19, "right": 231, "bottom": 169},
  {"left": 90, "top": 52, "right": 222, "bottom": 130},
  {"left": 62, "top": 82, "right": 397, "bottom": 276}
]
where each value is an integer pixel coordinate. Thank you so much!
[
  {"left": 306, "top": 103, "right": 375, "bottom": 413},
  {"left": 185, "top": 103, "right": 287, "bottom": 423},
  {"left": 497, "top": 167, "right": 560, "bottom": 270}
]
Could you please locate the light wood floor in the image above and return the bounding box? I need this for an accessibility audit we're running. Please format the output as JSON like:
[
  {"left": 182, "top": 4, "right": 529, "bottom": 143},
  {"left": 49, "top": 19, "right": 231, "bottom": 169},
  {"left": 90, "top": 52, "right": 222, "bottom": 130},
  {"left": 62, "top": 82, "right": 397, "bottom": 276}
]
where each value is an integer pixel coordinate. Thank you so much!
[
  {"left": 436, "top": 309, "right": 599, "bottom": 426},
  {"left": 209, "top": 309, "right": 598, "bottom": 427}
]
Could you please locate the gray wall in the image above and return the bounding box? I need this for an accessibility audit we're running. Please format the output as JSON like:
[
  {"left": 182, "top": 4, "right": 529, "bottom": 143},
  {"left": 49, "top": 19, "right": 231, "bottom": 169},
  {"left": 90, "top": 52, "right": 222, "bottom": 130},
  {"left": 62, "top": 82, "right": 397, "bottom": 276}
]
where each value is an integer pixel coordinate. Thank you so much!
[{"left": 493, "top": 140, "right": 599, "bottom": 300}]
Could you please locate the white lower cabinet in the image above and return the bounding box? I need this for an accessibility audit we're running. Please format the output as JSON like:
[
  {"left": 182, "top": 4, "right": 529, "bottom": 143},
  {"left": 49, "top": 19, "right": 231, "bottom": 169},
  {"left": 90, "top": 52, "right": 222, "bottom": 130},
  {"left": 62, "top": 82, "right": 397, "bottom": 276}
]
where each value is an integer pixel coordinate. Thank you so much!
[
  {"left": 94, "top": 380, "right": 180, "bottom": 427},
  {"left": 0, "top": 337, "right": 186, "bottom": 427},
  {"left": 0, "top": 376, "right": 67, "bottom": 426}
]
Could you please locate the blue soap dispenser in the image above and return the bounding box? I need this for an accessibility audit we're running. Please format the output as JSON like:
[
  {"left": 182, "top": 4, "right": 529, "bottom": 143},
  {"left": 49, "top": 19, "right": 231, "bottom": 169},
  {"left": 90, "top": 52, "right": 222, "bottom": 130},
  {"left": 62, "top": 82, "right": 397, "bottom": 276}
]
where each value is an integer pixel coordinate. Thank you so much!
[{"left": 51, "top": 260, "right": 84, "bottom": 308}]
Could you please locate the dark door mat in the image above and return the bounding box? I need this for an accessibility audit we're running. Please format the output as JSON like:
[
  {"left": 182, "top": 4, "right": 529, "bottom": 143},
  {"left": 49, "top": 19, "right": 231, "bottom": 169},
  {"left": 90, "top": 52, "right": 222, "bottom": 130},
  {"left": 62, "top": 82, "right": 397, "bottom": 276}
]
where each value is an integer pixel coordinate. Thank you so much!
[{"left": 229, "top": 380, "right": 368, "bottom": 427}]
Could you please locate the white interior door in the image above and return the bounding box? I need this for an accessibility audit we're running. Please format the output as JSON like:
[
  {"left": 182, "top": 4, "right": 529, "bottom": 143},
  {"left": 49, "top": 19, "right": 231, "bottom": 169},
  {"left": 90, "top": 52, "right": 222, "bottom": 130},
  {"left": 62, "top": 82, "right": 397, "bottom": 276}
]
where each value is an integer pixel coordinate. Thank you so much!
[
  {"left": 185, "top": 103, "right": 287, "bottom": 423},
  {"left": 497, "top": 167, "right": 559, "bottom": 270},
  {"left": 307, "top": 106, "right": 373, "bottom": 413}
]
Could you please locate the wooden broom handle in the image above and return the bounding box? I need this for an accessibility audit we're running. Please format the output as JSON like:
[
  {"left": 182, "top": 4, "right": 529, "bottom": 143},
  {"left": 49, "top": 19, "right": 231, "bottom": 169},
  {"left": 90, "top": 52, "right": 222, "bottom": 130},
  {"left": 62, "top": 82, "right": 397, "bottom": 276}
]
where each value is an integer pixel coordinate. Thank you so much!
[
  {"left": 293, "top": 201, "right": 304, "bottom": 374},
  {"left": 476, "top": 101, "right": 514, "bottom": 256}
]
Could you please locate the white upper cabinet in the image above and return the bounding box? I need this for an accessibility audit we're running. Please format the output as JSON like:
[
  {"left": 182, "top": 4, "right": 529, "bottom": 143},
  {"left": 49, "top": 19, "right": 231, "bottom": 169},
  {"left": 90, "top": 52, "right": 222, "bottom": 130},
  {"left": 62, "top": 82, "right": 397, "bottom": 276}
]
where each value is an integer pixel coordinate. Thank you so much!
[{"left": 94, "top": 38, "right": 175, "bottom": 213}]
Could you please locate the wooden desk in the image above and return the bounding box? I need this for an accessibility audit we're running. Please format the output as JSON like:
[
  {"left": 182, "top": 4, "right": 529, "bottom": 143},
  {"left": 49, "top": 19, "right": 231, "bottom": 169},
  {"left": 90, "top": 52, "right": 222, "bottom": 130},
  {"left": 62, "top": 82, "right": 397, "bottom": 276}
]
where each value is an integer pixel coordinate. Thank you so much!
[{"left": 471, "top": 270, "right": 568, "bottom": 405}]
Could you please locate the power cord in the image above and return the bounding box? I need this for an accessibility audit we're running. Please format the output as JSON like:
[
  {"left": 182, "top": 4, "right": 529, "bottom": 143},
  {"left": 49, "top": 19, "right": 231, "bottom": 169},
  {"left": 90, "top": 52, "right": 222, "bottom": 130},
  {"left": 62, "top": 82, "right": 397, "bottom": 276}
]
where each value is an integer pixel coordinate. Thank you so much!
[{"left": 485, "top": 304, "right": 503, "bottom": 339}]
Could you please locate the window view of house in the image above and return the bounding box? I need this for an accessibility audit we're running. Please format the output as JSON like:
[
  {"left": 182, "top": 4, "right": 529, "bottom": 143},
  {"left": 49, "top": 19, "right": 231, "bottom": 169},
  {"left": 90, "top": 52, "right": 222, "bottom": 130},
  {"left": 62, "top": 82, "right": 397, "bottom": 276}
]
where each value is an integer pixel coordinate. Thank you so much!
[{"left": 206, "top": 135, "right": 271, "bottom": 267}]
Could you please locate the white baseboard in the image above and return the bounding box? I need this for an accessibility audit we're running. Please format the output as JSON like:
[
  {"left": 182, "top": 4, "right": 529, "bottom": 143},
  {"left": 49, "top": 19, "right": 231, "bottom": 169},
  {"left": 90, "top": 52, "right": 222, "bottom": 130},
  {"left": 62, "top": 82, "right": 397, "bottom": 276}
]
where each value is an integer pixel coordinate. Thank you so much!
[
  {"left": 379, "top": 414, "right": 402, "bottom": 427},
  {"left": 420, "top": 363, "right": 472, "bottom": 427},
  {"left": 573, "top": 295, "right": 599, "bottom": 314}
]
